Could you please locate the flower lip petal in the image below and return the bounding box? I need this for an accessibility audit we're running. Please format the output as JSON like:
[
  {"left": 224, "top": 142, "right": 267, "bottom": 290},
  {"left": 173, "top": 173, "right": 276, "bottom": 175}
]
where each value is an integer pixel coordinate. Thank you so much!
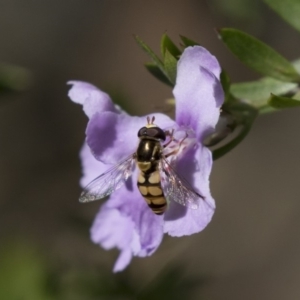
[
  {"left": 90, "top": 184, "right": 164, "bottom": 271},
  {"left": 174, "top": 46, "right": 224, "bottom": 141},
  {"left": 90, "top": 207, "right": 132, "bottom": 250},
  {"left": 104, "top": 185, "right": 165, "bottom": 257},
  {"left": 67, "top": 81, "right": 118, "bottom": 118},
  {"left": 90, "top": 202, "right": 140, "bottom": 272}
]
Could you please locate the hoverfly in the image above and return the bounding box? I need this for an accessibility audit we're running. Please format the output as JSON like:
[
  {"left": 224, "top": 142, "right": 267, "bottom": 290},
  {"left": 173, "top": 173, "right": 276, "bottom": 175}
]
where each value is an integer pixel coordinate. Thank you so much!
[{"left": 79, "top": 116, "right": 206, "bottom": 215}]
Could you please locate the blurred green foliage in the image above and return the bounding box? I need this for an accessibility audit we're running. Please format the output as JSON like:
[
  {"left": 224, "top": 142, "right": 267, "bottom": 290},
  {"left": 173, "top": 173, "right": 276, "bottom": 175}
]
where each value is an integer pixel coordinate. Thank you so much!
[
  {"left": 0, "top": 240, "right": 206, "bottom": 300},
  {"left": 0, "top": 63, "right": 31, "bottom": 94},
  {"left": 264, "top": 0, "right": 300, "bottom": 32},
  {"left": 0, "top": 242, "right": 55, "bottom": 300}
]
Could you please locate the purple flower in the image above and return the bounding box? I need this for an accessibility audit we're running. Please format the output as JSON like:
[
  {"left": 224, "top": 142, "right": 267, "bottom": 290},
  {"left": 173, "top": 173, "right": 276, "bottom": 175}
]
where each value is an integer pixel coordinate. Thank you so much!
[{"left": 68, "top": 46, "right": 224, "bottom": 272}]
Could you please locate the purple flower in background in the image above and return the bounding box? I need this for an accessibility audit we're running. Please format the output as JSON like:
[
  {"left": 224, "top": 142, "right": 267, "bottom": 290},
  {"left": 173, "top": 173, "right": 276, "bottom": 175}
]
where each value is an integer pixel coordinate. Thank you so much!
[{"left": 68, "top": 46, "right": 224, "bottom": 272}]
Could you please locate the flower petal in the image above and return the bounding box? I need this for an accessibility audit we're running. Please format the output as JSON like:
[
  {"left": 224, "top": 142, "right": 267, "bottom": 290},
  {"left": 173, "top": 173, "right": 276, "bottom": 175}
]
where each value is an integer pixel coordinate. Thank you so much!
[
  {"left": 91, "top": 203, "right": 140, "bottom": 272},
  {"left": 79, "top": 142, "right": 108, "bottom": 187},
  {"left": 86, "top": 111, "right": 175, "bottom": 164},
  {"left": 106, "top": 179, "right": 165, "bottom": 256},
  {"left": 113, "top": 248, "right": 133, "bottom": 272},
  {"left": 91, "top": 206, "right": 138, "bottom": 251},
  {"left": 91, "top": 180, "right": 164, "bottom": 271},
  {"left": 132, "top": 202, "right": 165, "bottom": 257},
  {"left": 164, "top": 145, "right": 215, "bottom": 236},
  {"left": 174, "top": 46, "right": 224, "bottom": 140},
  {"left": 67, "top": 81, "right": 118, "bottom": 118}
]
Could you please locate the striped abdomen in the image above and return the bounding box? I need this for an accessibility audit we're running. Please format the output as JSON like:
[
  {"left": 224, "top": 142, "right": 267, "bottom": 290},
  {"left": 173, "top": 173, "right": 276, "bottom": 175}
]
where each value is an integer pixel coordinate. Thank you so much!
[{"left": 137, "top": 168, "right": 167, "bottom": 215}]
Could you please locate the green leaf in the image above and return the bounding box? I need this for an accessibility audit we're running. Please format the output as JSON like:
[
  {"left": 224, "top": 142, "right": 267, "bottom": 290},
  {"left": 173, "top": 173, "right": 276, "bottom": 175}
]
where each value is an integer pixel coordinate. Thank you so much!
[
  {"left": 160, "top": 33, "right": 181, "bottom": 58},
  {"left": 268, "top": 93, "right": 300, "bottom": 109},
  {"left": 293, "top": 90, "right": 300, "bottom": 100},
  {"left": 218, "top": 28, "right": 300, "bottom": 82},
  {"left": 134, "top": 35, "right": 165, "bottom": 72},
  {"left": 134, "top": 35, "right": 176, "bottom": 84},
  {"left": 179, "top": 35, "right": 200, "bottom": 47},
  {"left": 145, "top": 63, "right": 173, "bottom": 86},
  {"left": 212, "top": 103, "right": 258, "bottom": 160},
  {"left": 220, "top": 70, "right": 231, "bottom": 103},
  {"left": 163, "top": 49, "right": 177, "bottom": 85},
  {"left": 231, "top": 59, "right": 300, "bottom": 110},
  {"left": 257, "top": 105, "right": 278, "bottom": 114},
  {"left": 231, "top": 78, "right": 297, "bottom": 107},
  {"left": 264, "top": 0, "right": 300, "bottom": 33}
]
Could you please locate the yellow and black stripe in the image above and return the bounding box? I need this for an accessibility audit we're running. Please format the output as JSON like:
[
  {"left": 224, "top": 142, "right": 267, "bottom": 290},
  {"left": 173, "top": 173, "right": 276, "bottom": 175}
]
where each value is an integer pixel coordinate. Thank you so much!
[
  {"left": 137, "top": 169, "right": 167, "bottom": 215},
  {"left": 136, "top": 133, "right": 167, "bottom": 215}
]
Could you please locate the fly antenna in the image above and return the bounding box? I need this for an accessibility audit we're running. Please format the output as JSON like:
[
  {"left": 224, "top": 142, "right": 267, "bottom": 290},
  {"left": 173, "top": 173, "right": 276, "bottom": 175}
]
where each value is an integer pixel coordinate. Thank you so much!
[
  {"left": 146, "top": 115, "right": 157, "bottom": 128},
  {"left": 147, "top": 116, "right": 155, "bottom": 125}
]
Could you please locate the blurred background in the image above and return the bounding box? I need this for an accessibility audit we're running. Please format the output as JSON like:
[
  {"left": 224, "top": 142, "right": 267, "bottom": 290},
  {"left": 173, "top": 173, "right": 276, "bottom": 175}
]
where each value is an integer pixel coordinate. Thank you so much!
[{"left": 1, "top": 0, "right": 300, "bottom": 299}]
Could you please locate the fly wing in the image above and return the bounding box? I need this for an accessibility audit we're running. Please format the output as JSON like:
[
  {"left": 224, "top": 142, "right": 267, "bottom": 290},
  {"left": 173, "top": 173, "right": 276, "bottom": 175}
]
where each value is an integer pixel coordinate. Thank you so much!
[
  {"left": 79, "top": 154, "right": 135, "bottom": 203},
  {"left": 159, "top": 158, "right": 204, "bottom": 210}
]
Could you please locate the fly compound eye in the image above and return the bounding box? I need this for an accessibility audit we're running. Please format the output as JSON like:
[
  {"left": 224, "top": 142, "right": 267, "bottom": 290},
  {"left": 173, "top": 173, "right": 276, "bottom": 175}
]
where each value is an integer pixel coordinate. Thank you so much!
[
  {"left": 137, "top": 127, "right": 147, "bottom": 137},
  {"left": 157, "top": 128, "right": 166, "bottom": 141},
  {"left": 147, "top": 127, "right": 166, "bottom": 141},
  {"left": 138, "top": 126, "right": 166, "bottom": 141}
]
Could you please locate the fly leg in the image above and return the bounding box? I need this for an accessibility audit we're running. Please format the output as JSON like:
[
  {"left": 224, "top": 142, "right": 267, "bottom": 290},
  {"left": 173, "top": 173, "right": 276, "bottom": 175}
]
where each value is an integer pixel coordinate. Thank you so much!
[
  {"left": 163, "top": 129, "right": 175, "bottom": 148},
  {"left": 164, "top": 132, "right": 188, "bottom": 158}
]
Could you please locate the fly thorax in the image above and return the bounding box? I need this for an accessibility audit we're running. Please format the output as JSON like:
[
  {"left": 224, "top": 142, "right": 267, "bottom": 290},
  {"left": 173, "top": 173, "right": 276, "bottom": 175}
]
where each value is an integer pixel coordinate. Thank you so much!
[{"left": 136, "top": 139, "right": 162, "bottom": 162}]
